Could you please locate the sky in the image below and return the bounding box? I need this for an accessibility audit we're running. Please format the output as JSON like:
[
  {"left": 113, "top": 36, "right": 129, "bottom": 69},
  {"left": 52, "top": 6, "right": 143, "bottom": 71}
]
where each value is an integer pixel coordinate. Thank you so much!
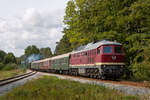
[{"left": 0, "top": 0, "right": 69, "bottom": 57}]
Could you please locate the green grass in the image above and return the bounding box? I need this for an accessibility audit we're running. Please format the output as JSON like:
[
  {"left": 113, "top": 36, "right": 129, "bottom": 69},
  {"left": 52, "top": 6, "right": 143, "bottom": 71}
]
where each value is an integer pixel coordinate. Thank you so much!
[
  {"left": 0, "top": 69, "right": 26, "bottom": 80},
  {"left": 0, "top": 76, "right": 142, "bottom": 100}
]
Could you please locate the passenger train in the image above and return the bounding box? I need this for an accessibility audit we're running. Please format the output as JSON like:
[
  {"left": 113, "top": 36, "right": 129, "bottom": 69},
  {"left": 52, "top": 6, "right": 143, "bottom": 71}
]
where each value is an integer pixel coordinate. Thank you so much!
[{"left": 31, "top": 40, "right": 125, "bottom": 79}]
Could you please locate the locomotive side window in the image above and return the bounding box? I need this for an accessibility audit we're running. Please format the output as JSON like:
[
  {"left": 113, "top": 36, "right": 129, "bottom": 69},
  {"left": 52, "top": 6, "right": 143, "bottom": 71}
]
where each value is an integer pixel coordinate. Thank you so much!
[
  {"left": 103, "top": 46, "right": 112, "bottom": 54},
  {"left": 98, "top": 48, "right": 101, "bottom": 54},
  {"left": 94, "top": 50, "right": 96, "bottom": 55},
  {"left": 115, "top": 46, "right": 122, "bottom": 53},
  {"left": 82, "top": 52, "right": 87, "bottom": 56},
  {"left": 77, "top": 53, "right": 80, "bottom": 57},
  {"left": 88, "top": 51, "right": 90, "bottom": 56}
]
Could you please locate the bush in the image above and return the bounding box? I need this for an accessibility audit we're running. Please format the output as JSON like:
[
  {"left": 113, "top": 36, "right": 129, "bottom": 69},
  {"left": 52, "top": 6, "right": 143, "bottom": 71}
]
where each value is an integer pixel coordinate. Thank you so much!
[
  {"left": 131, "top": 65, "right": 150, "bottom": 81},
  {"left": 127, "top": 42, "right": 150, "bottom": 81},
  {"left": 2, "top": 63, "right": 17, "bottom": 71},
  {"left": 0, "top": 62, "right": 4, "bottom": 70}
]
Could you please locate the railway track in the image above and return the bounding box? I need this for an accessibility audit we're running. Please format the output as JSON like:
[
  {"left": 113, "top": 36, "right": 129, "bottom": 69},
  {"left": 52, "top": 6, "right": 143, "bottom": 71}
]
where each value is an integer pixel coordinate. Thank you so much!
[{"left": 0, "top": 71, "right": 37, "bottom": 86}]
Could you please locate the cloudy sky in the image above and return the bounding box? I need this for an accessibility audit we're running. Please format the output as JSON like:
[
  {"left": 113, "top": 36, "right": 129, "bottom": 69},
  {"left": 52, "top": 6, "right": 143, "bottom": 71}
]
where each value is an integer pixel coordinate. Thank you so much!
[{"left": 0, "top": 0, "right": 69, "bottom": 57}]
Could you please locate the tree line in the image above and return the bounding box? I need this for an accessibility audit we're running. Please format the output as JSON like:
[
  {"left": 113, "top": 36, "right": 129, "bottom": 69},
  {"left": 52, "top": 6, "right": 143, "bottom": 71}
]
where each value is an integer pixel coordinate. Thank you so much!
[
  {"left": 0, "top": 50, "right": 17, "bottom": 70},
  {"left": 21, "top": 45, "right": 53, "bottom": 64},
  {"left": 55, "top": 0, "right": 150, "bottom": 81},
  {"left": 24, "top": 45, "right": 53, "bottom": 58},
  {"left": 0, "top": 46, "right": 53, "bottom": 70}
]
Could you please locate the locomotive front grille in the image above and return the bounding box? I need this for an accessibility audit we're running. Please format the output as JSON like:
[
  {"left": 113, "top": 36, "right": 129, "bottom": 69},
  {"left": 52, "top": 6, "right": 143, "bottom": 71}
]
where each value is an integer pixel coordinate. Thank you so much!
[{"left": 102, "top": 65, "right": 124, "bottom": 75}]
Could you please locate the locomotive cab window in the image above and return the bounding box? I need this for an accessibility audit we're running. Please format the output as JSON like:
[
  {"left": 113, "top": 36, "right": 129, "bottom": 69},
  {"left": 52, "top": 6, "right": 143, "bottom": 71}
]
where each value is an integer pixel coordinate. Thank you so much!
[
  {"left": 115, "top": 46, "right": 122, "bottom": 53},
  {"left": 103, "top": 46, "right": 112, "bottom": 54}
]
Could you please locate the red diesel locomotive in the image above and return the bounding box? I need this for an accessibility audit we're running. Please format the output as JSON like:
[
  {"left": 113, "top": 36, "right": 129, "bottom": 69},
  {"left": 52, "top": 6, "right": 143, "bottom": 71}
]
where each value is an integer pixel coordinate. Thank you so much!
[
  {"left": 69, "top": 40, "right": 125, "bottom": 79},
  {"left": 31, "top": 40, "right": 125, "bottom": 79}
]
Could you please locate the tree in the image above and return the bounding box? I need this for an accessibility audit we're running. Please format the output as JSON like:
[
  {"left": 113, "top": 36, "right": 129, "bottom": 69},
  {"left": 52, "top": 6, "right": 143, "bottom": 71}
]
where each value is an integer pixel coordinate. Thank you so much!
[
  {"left": 54, "top": 34, "right": 72, "bottom": 55},
  {"left": 40, "top": 47, "right": 53, "bottom": 58},
  {"left": 4, "top": 52, "right": 16, "bottom": 64},
  {"left": 16, "top": 57, "right": 21, "bottom": 65},
  {"left": 64, "top": 0, "right": 150, "bottom": 48},
  {"left": 0, "top": 50, "right": 6, "bottom": 63},
  {"left": 25, "top": 45, "right": 40, "bottom": 57},
  {"left": 63, "top": 0, "right": 150, "bottom": 80}
]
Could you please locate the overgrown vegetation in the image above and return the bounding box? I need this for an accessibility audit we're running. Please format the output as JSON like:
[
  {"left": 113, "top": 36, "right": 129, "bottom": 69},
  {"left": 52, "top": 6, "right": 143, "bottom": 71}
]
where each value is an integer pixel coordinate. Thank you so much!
[
  {"left": 54, "top": 0, "right": 150, "bottom": 81},
  {"left": 0, "top": 76, "right": 142, "bottom": 100},
  {"left": 0, "top": 50, "right": 18, "bottom": 71},
  {"left": 0, "top": 69, "right": 26, "bottom": 80}
]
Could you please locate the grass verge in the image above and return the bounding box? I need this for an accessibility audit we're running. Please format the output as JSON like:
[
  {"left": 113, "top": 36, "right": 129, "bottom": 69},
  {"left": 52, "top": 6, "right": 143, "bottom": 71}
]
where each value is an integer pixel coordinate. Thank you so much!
[
  {"left": 0, "top": 76, "right": 142, "bottom": 100},
  {"left": 0, "top": 69, "right": 26, "bottom": 80}
]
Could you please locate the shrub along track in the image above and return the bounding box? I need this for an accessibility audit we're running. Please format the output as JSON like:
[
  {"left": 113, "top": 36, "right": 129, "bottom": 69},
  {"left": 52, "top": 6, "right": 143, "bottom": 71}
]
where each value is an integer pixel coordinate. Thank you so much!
[{"left": 0, "top": 71, "right": 37, "bottom": 86}]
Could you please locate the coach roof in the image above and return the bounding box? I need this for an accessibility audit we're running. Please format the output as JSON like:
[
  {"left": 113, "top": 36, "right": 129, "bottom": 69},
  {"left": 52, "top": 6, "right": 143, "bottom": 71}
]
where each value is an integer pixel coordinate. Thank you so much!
[
  {"left": 51, "top": 52, "right": 70, "bottom": 60},
  {"left": 32, "top": 58, "right": 51, "bottom": 64},
  {"left": 71, "top": 40, "right": 121, "bottom": 54}
]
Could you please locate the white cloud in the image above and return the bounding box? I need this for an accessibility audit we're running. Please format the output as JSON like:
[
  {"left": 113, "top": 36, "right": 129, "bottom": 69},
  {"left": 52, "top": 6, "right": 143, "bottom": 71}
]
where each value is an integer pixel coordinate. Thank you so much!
[{"left": 0, "top": 8, "right": 64, "bottom": 57}]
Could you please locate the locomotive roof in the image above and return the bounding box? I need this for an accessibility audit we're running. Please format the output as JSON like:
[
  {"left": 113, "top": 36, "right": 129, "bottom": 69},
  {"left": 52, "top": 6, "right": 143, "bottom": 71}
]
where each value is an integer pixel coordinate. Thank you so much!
[
  {"left": 51, "top": 52, "right": 70, "bottom": 60},
  {"left": 71, "top": 40, "right": 121, "bottom": 54}
]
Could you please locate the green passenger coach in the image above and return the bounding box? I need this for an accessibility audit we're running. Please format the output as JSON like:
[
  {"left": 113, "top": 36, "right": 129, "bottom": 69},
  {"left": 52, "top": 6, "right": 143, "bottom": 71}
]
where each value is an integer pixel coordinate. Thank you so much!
[
  {"left": 31, "top": 60, "right": 41, "bottom": 70},
  {"left": 50, "top": 53, "right": 70, "bottom": 73}
]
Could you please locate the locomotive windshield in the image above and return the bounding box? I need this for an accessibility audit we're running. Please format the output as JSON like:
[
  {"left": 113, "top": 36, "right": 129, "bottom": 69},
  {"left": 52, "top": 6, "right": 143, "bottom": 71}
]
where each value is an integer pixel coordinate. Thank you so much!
[
  {"left": 115, "top": 46, "right": 122, "bottom": 53},
  {"left": 103, "top": 46, "right": 112, "bottom": 54}
]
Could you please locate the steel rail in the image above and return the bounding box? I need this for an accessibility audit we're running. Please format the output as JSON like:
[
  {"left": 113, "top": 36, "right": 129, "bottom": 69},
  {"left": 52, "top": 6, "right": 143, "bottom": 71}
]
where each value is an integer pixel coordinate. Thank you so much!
[{"left": 0, "top": 71, "right": 37, "bottom": 86}]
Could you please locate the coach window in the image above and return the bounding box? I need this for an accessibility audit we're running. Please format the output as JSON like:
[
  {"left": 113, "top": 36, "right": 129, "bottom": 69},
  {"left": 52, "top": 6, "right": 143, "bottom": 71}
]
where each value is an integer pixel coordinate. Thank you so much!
[
  {"left": 85, "top": 52, "right": 87, "bottom": 56},
  {"left": 84, "top": 52, "right": 87, "bottom": 56},
  {"left": 88, "top": 51, "right": 90, "bottom": 56},
  {"left": 81, "top": 52, "right": 84, "bottom": 56},
  {"left": 63, "top": 58, "right": 65, "bottom": 63},
  {"left": 91, "top": 51, "right": 92, "bottom": 55}
]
